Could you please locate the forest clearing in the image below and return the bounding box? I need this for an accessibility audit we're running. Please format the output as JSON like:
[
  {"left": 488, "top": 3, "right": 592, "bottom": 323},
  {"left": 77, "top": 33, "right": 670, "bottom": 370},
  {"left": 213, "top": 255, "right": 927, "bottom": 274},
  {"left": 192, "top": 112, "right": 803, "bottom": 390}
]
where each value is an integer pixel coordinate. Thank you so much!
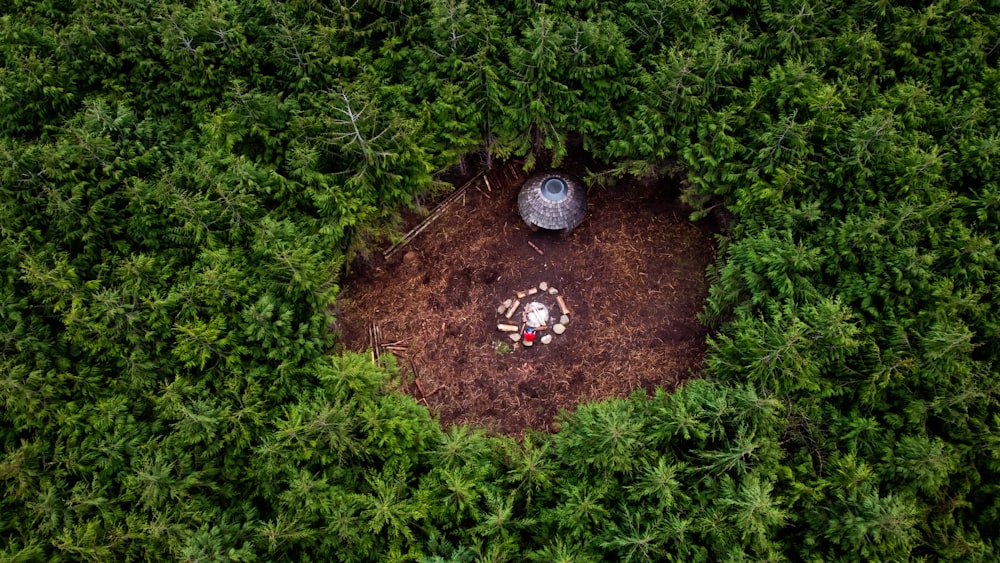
[
  {"left": 340, "top": 156, "right": 718, "bottom": 433},
  {"left": 2, "top": 0, "right": 998, "bottom": 560}
]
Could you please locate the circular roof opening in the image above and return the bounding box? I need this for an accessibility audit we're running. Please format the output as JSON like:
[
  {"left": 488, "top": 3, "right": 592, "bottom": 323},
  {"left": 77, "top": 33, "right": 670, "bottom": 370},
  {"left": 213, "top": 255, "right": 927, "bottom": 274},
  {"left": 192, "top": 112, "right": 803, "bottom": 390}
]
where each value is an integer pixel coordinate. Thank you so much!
[{"left": 541, "top": 177, "right": 568, "bottom": 202}]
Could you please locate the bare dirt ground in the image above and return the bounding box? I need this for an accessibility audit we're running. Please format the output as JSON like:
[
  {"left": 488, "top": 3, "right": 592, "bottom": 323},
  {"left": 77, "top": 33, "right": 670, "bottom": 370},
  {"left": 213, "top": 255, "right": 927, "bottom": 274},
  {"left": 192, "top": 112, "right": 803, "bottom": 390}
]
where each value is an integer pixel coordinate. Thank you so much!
[{"left": 337, "top": 155, "right": 720, "bottom": 435}]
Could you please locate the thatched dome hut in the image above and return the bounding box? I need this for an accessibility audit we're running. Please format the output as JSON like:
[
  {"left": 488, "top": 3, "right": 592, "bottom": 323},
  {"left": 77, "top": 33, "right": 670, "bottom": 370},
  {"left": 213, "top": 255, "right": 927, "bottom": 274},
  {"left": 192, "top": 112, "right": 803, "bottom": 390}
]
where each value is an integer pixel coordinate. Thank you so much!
[{"left": 517, "top": 172, "right": 587, "bottom": 231}]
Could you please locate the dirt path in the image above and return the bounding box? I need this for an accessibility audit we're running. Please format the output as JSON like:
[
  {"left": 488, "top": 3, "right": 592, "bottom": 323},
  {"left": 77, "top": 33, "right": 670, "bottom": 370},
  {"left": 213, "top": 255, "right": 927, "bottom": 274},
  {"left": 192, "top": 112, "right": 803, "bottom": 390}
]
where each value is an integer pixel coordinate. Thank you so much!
[{"left": 338, "top": 157, "right": 719, "bottom": 435}]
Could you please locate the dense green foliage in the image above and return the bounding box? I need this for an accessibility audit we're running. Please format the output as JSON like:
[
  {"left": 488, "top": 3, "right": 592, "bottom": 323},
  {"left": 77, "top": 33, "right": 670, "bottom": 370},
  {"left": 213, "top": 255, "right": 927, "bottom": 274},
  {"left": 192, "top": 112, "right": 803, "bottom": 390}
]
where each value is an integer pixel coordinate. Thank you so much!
[{"left": 2, "top": 0, "right": 998, "bottom": 560}]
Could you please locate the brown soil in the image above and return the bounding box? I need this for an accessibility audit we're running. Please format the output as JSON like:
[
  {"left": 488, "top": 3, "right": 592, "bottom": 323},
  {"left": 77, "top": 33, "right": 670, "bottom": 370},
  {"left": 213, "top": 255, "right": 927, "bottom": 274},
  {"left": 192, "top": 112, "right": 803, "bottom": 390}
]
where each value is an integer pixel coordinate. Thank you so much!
[{"left": 337, "top": 156, "right": 720, "bottom": 435}]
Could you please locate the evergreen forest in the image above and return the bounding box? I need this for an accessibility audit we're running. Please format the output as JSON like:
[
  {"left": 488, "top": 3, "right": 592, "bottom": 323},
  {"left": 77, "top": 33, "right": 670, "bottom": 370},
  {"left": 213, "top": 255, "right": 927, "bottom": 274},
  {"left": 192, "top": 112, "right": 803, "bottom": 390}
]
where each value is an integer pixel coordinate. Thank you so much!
[{"left": 2, "top": 0, "right": 999, "bottom": 560}]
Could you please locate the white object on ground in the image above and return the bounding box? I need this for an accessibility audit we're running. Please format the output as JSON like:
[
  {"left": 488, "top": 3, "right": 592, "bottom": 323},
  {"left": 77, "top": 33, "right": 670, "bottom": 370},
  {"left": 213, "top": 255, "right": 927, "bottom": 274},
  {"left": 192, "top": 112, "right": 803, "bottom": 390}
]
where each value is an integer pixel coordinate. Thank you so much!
[{"left": 524, "top": 302, "right": 550, "bottom": 328}]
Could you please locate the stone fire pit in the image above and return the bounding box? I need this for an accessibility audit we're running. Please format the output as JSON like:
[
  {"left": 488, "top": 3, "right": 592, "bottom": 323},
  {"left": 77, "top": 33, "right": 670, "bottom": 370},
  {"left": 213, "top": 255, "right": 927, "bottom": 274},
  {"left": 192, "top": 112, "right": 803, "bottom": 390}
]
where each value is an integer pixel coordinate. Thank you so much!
[{"left": 495, "top": 281, "right": 572, "bottom": 348}]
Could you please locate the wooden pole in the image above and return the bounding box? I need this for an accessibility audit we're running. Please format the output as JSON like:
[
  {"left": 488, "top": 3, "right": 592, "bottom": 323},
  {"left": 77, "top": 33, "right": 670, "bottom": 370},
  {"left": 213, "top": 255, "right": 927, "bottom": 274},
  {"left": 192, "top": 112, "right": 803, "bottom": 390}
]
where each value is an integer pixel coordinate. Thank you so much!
[{"left": 369, "top": 323, "right": 380, "bottom": 363}]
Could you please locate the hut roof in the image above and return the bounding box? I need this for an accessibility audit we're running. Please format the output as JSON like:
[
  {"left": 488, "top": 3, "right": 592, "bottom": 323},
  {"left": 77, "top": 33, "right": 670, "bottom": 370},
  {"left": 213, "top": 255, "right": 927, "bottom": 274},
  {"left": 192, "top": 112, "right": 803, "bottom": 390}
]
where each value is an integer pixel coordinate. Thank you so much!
[{"left": 517, "top": 172, "right": 587, "bottom": 231}]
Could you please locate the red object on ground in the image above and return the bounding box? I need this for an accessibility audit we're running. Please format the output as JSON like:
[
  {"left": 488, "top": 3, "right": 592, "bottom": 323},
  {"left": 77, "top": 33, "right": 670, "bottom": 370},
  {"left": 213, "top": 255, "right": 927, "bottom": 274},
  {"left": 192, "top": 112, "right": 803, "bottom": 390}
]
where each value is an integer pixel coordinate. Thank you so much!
[{"left": 523, "top": 328, "right": 536, "bottom": 343}]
